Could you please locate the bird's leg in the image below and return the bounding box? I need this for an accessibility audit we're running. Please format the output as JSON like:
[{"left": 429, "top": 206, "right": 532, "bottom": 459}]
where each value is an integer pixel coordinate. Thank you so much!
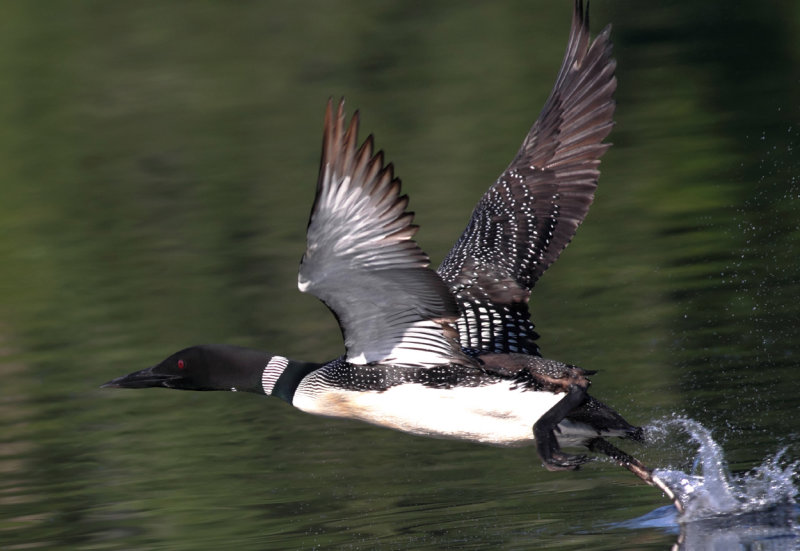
[
  {"left": 533, "top": 383, "right": 591, "bottom": 471},
  {"left": 587, "top": 437, "right": 684, "bottom": 513}
]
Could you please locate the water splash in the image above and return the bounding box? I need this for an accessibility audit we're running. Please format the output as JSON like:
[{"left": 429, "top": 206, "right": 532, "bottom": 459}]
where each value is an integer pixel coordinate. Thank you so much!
[
  {"left": 647, "top": 417, "right": 799, "bottom": 520},
  {"left": 620, "top": 417, "right": 800, "bottom": 549}
]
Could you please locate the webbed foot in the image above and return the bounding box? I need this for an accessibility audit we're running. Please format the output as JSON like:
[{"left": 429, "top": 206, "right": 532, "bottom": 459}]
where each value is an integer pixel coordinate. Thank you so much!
[
  {"left": 533, "top": 382, "right": 589, "bottom": 471},
  {"left": 542, "top": 451, "right": 592, "bottom": 471}
]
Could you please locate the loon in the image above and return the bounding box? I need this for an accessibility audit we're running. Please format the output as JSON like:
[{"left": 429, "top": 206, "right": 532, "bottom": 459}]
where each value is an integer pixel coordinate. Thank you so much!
[{"left": 104, "top": 1, "right": 679, "bottom": 509}]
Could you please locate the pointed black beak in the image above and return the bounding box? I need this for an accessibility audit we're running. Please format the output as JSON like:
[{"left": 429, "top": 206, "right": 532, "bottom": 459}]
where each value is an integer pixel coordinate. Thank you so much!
[{"left": 101, "top": 367, "right": 179, "bottom": 389}]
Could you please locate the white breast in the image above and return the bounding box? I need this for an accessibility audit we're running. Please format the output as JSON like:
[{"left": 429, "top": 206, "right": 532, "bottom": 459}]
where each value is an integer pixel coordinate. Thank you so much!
[{"left": 292, "top": 380, "right": 566, "bottom": 446}]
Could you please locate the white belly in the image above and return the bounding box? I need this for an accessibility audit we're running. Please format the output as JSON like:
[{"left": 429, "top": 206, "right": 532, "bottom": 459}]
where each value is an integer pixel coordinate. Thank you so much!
[{"left": 293, "top": 380, "right": 567, "bottom": 446}]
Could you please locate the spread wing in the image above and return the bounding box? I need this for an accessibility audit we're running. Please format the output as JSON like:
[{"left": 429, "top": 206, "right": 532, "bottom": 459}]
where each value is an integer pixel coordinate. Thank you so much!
[
  {"left": 299, "top": 99, "right": 470, "bottom": 368},
  {"left": 438, "top": 0, "right": 616, "bottom": 356}
]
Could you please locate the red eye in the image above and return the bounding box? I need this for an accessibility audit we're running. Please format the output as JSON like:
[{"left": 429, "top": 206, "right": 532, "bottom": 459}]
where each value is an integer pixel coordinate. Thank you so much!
[{"left": 177, "top": 359, "right": 185, "bottom": 369}]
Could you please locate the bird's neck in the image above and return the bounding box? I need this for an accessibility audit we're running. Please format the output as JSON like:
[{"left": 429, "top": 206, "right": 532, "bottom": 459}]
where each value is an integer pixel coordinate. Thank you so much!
[
  {"left": 197, "top": 344, "right": 320, "bottom": 400},
  {"left": 260, "top": 355, "right": 321, "bottom": 404}
]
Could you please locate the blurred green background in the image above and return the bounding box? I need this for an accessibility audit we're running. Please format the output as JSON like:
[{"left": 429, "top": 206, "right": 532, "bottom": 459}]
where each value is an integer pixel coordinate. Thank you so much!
[{"left": 1, "top": 1, "right": 798, "bottom": 549}]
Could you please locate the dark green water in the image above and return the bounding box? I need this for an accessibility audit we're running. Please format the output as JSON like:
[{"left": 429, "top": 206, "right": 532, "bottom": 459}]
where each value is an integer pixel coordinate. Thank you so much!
[{"left": 1, "top": 1, "right": 799, "bottom": 549}]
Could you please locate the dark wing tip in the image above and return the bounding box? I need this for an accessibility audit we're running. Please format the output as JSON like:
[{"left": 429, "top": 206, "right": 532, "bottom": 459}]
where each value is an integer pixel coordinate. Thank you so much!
[{"left": 575, "top": 0, "right": 587, "bottom": 29}]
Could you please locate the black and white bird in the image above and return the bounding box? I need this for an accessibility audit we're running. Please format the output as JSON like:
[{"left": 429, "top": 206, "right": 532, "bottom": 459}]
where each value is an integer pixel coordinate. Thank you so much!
[{"left": 104, "top": 1, "right": 679, "bottom": 508}]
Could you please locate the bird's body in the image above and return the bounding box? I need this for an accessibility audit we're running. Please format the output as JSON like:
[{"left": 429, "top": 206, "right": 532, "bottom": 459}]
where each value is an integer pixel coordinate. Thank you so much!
[
  {"left": 297, "top": 373, "right": 567, "bottom": 447},
  {"left": 265, "top": 354, "right": 632, "bottom": 448},
  {"left": 104, "top": 0, "right": 682, "bottom": 509}
]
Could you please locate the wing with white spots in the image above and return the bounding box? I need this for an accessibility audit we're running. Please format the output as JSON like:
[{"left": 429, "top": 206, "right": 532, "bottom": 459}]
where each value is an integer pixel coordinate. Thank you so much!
[
  {"left": 299, "top": 99, "right": 470, "bottom": 368},
  {"left": 438, "top": 0, "right": 616, "bottom": 356}
]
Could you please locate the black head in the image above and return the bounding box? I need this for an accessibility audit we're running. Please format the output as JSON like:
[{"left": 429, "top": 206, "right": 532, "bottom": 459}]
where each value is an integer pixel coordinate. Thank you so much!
[{"left": 102, "top": 344, "right": 269, "bottom": 394}]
